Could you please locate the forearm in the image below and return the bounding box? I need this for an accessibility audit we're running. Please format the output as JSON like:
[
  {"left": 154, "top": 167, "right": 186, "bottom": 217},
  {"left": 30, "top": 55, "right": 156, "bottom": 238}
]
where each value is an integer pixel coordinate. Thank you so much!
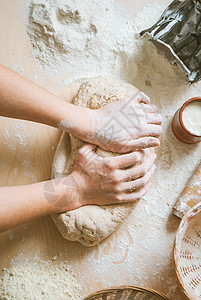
[
  {"left": 0, "top": 64, "right": 162, "bottom": 153},
  {"left": 0, "top": 64, "right": 90, "bottom": 134},
  {"left": 0, "top": 175, "right": 80, "bottom": 232}
]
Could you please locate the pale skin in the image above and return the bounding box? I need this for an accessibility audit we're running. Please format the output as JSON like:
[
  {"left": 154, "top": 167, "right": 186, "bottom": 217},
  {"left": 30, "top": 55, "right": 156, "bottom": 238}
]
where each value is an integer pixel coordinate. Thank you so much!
[{"left": 0, "top": 64, "right": 162, "bottom": 232}]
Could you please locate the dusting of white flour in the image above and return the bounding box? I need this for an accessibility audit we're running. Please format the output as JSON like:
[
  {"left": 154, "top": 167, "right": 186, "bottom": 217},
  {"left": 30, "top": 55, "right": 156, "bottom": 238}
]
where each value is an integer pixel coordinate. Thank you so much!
[
  {"left": 26, "top": 0, "right": 170, "bottom": 84},
  {"left": 0, "top": 260, "right": 82, "bottom": 300}
]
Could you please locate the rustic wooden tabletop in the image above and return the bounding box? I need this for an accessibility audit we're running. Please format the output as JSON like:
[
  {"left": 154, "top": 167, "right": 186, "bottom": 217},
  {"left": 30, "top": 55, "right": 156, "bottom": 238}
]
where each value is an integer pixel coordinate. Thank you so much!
[{"left": 0, "top": 1, "right": 197, "bottom": 299}]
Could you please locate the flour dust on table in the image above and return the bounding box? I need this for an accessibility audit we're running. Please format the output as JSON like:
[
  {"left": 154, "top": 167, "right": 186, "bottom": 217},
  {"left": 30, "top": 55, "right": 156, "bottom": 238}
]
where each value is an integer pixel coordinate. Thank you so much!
[
  {"left": 0, "top": 260, "right": 82, "bottom": 300},
  {"left": 26, "top": 0, "right": 171, "bottom": 84}
]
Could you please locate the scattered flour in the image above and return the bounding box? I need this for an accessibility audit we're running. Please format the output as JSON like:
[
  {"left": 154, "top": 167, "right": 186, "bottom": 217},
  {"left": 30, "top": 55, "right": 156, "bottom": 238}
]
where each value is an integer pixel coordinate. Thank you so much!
[
  {"left": 0, "top": 260, "right": 82, "bottom": 300},
  {"left": 14, "top": 122, "right": 30, "bottom": 146},
  {"left": 3, "top": 130, "right": 9, "bottom": 139},
  {"left": 26, "top": 0, "right": 170, "bottom": 84},
  {"left": 2, "top": 121, "right": 37, "bottom": 183},
  {"left": 3, "top": 121, "right": 29, "bottom": 151},
  {"left": 12, "top": 64, "right": 25, "bottom": 75}
]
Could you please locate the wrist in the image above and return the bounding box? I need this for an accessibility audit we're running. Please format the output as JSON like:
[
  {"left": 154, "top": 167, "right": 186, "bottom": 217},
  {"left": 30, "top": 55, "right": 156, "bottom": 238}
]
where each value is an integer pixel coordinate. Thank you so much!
[
  {"left": 46, "top": 175, "right": 82, "bottom": 214},
  {"left": 62, "top": 174, "right": 83, "bottom": 212},
  {"left": 70, "top": 171, "right": 88, "bottom": 207},
  {"left": 58, "top": 103, "right": 97, "bottom": 142}
]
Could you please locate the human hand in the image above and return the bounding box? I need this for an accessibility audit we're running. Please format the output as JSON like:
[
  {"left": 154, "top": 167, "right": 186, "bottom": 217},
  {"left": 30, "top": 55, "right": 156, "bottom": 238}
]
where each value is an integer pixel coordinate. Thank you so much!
[
  {"left": 87, "top": 92, "right": 163, "bottom": 153},
  {"left": 71, "top": 144, "right": 156, "bottom": 207}
]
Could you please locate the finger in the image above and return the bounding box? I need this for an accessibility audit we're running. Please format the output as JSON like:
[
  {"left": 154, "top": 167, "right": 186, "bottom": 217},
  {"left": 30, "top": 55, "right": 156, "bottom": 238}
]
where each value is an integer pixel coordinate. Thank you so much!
[
  {"left": 107, "top": 150, "right": 145, "bottom": 170},
  {"left": 136, "top": 92, "right": 150, "bottom": 104},
  {"left": 117, "top": 164, "right": 156, "bottom": 193},
  {"left": 123, "top": 92, "right": 150, "bottom": 105},
  {"left": 115, "top": 181, "right": 151, "bottom": 203},
  {"left": 78, "top": 143, "right": 97, "bottom": 160},
  {"left": 119, "top": 152, "right": 156, "bottom": 182},
  {"left": 137, "top": 124, "right": 163, "bottom": 138},
  {"left": 149, "top": 104, "right": 158, "bottom": 111},
  {"left": 121, "top": 137, "right": 160, "bottom": 152},
  {"left": 122, "top": 94, "right": 137, "bottom": 103},
  {"left": 79, "top": 143, "right": 97, "bottom": 152},
  {"left": 140, "top": 103, "right": 157, "bottom": 113},
  {"left": 142, "top": 148, "right": 153, "bottom": 155},
  {"left": 147, "top": 113, "right": 163, "bottom": 125}
]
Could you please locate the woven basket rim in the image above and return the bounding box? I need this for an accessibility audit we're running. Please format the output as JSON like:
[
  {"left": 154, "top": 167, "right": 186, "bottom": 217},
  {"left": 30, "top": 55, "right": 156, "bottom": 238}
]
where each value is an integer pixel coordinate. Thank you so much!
[
  {"left": 173, "top": 202, "right": 201, "bottom": 300},
  {"left": 84, "top": 285, "right": 169, "bottom": 299}
]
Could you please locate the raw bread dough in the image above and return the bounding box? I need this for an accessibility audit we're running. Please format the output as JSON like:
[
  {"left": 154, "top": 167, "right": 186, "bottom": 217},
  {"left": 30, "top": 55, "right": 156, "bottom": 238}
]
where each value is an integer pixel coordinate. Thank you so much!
[{"left": 51, "top": 77, "right": 148, "bottom": 247}]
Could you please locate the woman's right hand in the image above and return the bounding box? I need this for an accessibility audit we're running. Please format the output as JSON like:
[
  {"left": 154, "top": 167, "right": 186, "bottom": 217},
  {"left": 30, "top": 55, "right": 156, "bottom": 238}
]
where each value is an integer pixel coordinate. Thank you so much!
[
  {"left": 71, "top": 144, "right": 156, "bottom": 207},
  {"left": 88, "top": 92, "right": 163, "bottom": 153}
]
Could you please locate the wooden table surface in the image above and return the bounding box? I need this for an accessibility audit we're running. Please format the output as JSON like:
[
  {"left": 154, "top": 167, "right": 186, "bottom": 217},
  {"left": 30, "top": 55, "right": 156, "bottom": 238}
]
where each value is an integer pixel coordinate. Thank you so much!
[{"left": 0, "top": 1, "right": 198, "bottom": 299}]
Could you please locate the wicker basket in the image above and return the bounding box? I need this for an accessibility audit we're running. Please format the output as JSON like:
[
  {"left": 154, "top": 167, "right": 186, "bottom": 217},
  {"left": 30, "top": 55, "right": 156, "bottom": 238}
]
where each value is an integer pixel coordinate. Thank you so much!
[
  {"left": 84, "top": 286, "right": 169, "bottom": 300},
  {"left": 174, "top": 202, "right": 201, "bottom": 299}
]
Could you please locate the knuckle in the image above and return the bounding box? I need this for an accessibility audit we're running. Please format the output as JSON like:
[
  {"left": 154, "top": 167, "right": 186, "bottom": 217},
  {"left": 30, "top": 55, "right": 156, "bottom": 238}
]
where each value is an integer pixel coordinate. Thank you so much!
[
  {"left": 129, "top": 194, "right": 140, "bottom": 202},
  {"left": 135, "top": 192, "right": 142, "bottom": 201},
  {"left": 120, "top": 145, "right": 129, "bottom": 153},
  {"left": 104, "top": 160, "right": 115, "bottom": 170},
  {"left": 138, "top": 187, "right": 147, "bottom": 198},
  {"left": 77, "top": 150, "right": 85, "bottom": 160},
  {"left": 143, "top": 149, "right": 151, "bottom": 157},
  {"left": 113, "top": 185, "right": 121, "bottom": 194},
  {"left": 131, "top": 152, "right": 140, "bottom": 162},
  {"left": 114, "top": 194, "right": 121, "bottom": 202},
  {"left": 140, "top": 165, "right": 147, "bottom": 176},
  {"left": 139, "top": 177, "right": 147, "bottom": 187},
  {"left": 111, "top": 171, "right": 119, "bottom": 183},
  {"left": 135, "top": 196, "right": 142, "bottom": 202},
  {"left": 154, "top": 132, "right": 160, "bottom": 138},
  {"left": 118, "top": 142, "right": 127, "bottom": 153},
  {"left": 126, "top": 184, "right": 134, "bottom": 192},
  {"left": 78, "top": 145, "right": 88, "bottom": 156},
  {"left": 115, "top": 194, "right": 124, "bottom": 202},
  {"left": 159, "top": 126, "right": 163, "bottom": 134}
]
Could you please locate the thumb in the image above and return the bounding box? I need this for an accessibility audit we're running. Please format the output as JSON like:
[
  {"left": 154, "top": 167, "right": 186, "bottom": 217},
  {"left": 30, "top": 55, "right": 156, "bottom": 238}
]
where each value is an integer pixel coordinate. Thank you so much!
[{"left": 79, "top": 143, "right": 97, "bottom": 157}]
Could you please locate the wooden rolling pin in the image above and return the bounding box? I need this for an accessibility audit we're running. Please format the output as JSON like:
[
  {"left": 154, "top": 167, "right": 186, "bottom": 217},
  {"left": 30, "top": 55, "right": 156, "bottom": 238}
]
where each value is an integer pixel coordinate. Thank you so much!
[{"left": 173, "top": 162, "right": 201, "bottom": 219}]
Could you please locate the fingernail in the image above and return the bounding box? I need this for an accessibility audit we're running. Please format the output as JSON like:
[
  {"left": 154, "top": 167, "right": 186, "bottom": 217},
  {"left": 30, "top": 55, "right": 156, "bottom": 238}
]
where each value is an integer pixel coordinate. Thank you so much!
[{"left": 150, "top": 139, "right": 159, "bottom": 146}]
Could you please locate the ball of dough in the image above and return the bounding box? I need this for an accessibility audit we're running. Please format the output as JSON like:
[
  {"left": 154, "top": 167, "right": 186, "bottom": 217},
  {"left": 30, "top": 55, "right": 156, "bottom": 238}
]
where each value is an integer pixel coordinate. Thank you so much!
[{"left": 51, "top": 77, "right": 149, "bottom": 247}]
